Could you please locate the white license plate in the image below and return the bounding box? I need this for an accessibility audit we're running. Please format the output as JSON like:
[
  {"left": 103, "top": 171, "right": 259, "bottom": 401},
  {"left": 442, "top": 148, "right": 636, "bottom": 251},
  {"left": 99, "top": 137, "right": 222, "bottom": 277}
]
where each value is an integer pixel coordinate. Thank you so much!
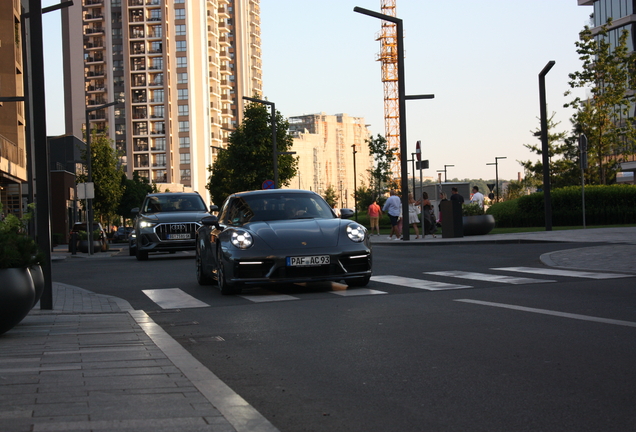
[
  {"left": 286, "top": 255, "right": 330, "bottom": 267},
  {"left": 167, "top": 233, "right": 190, "bottom": 239}
]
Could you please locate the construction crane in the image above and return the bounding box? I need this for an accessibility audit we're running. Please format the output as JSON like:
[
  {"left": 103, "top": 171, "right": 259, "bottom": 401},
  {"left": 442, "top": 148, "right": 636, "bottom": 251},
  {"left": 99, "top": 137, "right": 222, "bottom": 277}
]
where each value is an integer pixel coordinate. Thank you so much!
[{"left": 375, "top": 0, "right": 400, "bottom": 178}]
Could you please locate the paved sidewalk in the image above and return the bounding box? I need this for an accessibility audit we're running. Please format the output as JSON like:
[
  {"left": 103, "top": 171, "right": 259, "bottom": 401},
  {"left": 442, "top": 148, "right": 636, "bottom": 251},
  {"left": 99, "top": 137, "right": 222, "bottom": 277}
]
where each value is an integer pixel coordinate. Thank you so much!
[{"left": 0, "top": 284, "right": 279, "bottom": 432}]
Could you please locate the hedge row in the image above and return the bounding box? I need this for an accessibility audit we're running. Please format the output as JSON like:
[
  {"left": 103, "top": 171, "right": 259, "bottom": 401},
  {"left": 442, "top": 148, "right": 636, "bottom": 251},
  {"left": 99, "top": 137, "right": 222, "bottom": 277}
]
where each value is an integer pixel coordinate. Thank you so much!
[{"left": 487, "top": 185, "right": 636, "bottom": 227}]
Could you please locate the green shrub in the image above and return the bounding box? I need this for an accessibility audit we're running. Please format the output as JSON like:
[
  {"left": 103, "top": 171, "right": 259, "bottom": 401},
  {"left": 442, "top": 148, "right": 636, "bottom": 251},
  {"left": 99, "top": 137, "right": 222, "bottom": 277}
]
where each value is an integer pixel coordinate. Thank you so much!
[{"left": 487, "top": 184, "right": 636, "bottom": 227}]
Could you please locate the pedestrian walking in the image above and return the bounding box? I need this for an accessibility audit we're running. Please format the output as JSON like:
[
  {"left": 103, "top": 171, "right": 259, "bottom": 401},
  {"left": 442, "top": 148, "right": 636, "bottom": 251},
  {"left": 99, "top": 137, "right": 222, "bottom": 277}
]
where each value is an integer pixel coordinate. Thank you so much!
[
  {"left": 382, "top": 189, "right": 402, "bottom": 240},
  {"left": 407, "top": 193, "right": 420, "bottom": 239},
  {"left": 450, "top": 187, "right": 465, "bottom": 203},
  {"left": 367, "top": 199, "right": 382, "bottom": 236},
  {"left": 418, "top": 192, "right": 437, "bottom": 238},
  {"left": 470, "top": 186, "right": 484, "bottom": 208}
]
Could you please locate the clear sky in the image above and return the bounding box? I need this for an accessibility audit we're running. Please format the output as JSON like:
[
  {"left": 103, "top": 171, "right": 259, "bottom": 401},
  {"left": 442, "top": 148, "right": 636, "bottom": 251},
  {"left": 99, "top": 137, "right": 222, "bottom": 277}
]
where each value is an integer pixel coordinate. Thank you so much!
[{"left": 42, "top": 0, "right": 593, "bottom": 182}]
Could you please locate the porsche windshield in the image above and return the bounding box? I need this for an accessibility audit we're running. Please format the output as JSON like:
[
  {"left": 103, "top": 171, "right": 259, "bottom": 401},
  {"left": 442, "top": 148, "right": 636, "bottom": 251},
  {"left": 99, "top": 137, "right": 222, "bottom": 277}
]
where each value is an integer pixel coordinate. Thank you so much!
[{"left": 224, "top": 193, "right": 335, "bottom": 224}]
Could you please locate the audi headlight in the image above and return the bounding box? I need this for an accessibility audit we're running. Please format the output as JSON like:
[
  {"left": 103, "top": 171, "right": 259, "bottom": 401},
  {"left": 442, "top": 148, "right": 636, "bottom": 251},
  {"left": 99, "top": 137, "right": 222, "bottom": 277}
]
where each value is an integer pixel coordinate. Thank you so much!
[
  {"left": 347, "top": 223, "right": 366, "bottom": 242},
  {"left": 231, "top": 231, "right": 253, "bottom": 249},
  {"left": 139, "top": 221, "right": 157, "bottom": 229}
]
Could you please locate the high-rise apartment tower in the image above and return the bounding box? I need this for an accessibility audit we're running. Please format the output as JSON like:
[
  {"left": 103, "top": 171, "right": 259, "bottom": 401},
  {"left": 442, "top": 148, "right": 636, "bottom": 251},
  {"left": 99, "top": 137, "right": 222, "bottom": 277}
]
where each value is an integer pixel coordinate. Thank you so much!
[{"left": 62, "top": 0, "right": 262, "bottom": 202}]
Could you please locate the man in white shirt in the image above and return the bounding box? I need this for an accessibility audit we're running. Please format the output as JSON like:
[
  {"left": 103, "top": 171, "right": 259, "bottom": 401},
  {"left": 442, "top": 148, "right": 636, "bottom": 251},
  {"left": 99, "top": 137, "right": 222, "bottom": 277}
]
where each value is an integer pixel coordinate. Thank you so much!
[
  {"left": 470, "top": 186, "right": 485, "bottom": 208},
  {"left": 382, "top": 189, "right": 402, "bottom": 240}
]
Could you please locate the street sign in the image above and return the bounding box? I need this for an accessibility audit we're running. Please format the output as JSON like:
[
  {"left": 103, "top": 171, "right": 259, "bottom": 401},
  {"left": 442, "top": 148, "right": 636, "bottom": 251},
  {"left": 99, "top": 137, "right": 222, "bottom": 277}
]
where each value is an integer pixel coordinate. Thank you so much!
[
  {"left": 415, "top": 140, "right": 421, "bottom": 161},
  {"left": 262, "top": 179, "right": 275, "bottom": 190},
  {"left": 76, "top": 182, "right": 94, "bottom": 199},
  {"left": 416, "top": 160, "right": 429, "bottom": 170},
  {"left": 487, "top": 183, "right": 496, "bottom": 192}
]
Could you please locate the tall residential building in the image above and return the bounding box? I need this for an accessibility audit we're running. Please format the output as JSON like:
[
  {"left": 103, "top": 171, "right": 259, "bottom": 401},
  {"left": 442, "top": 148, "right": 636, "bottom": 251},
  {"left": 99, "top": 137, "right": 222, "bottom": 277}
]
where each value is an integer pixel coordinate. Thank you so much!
[
  {"left": 62, "top": 0, "right": 262, "bottom": 202},
  {"left": 288, "top": 113, "right": 373, "bottom": 207},
  {"left": 0, "top": 0, "right": 27, "bottom": 217},
  {"left": 578, "top": 0, "right": 636, "bottom": 183}
]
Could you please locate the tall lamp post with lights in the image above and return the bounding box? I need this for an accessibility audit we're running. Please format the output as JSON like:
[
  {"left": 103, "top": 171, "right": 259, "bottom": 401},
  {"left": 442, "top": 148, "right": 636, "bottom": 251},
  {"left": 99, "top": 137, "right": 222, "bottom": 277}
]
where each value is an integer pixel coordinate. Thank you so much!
[
  {"left": 352, "top": 144, "right": 358, "bottom": 221},
  {"left": 486, "top": 157, "right": 506, "bottom": 202},
  {"left": 353, "top": 6, "right": 434, "bottom": 241},
  {"left": 437, "top": 164, "right": 454, "bottom": 183},
  {"left": 85, "top": 100, "right": 118, "bottom": 256}
]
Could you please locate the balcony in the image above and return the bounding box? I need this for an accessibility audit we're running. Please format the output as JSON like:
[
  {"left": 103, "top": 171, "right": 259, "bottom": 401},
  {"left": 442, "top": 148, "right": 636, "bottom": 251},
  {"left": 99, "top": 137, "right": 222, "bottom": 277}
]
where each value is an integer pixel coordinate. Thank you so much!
[
  {"left": 84, "top": 0, "right": 103, "bottom": 5},
  {"left": 84, "top": 13, "right": 104, "bottom": 21}
]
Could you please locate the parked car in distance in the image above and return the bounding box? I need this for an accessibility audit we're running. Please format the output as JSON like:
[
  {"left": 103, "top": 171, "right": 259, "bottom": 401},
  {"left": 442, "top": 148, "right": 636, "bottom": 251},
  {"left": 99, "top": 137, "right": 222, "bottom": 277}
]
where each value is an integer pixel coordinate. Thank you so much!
[
  {"left": 195, "top": 189, "right": 372, "bottom": 294},
  {"left": 131, "top": 192, "right": 211, "bottom": 260},
  {"left": 68, "top": 222, "right": 107, "bottom": 252},
  {"left": 113, "top": 226, "right": 133, "bottom": 243}
]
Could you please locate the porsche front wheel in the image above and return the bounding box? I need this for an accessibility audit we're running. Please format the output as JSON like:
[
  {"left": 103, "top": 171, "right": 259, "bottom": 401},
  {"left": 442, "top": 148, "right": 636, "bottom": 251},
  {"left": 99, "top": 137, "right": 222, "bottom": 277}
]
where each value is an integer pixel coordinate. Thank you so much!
[{"left": 218, "top": 262, "right": 241, "bottom": 295}]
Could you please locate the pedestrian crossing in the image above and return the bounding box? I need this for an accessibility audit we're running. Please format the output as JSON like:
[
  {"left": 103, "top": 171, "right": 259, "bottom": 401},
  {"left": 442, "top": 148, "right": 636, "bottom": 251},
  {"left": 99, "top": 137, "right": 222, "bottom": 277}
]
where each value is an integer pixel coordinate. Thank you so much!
[{"left": 142, "top": 267, "right": 632, "bottom": 308}]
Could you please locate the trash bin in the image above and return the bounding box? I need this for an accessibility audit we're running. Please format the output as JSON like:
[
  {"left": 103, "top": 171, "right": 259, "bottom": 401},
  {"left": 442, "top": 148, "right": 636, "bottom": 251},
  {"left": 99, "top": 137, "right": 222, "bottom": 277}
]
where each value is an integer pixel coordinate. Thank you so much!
[{"left": 440, "top": 200, "right": 463, "bottom": 238}]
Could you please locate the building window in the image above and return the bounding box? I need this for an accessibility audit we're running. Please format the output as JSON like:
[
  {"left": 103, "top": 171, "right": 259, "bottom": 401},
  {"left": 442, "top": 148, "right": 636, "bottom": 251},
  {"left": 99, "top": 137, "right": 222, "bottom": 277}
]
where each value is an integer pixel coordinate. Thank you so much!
[
  {"left": 180, "top": 153, "right": 191, "bottom": 164},
  {"left": 154, "top": 154, "right": 166, "bottom": 167},
  {"left": 175, "top": 24, "right": 186, "bottom": 36},
  {"left": 175, "top": 8, "right": 185, "bottom": 20},
  {"left": 113, "top": 44, "right": 123, "bottom": 55},
  {"left": 149, "top": 9, "right": 161, "bottom": 22},
  {"left": 177, "top": 72, "right": 188, "bottom": 84},
  {"left": 179, "top": 137, "right": 190, "bottom": 148},
  {"left": 153, "top": 169, "right": 167, "bottom": 182},
  {"left": 178, "top": 88, "right": 188, "bottom": 100},
  {"left": 151, "top": 89, "right": 164, "bottom": 102},
  {"left": 177, "top": 57, "right": 187, "bottom": 68},
  {"left": 178, "top": 105, "right": 189, "bottom": 116},
  {"left": 176, "top": 40, "right": 186, "bottom": 52},
  {"left": 180, "top": 169, "right": 191, "bottom": 181},
  {"left": 179, "top": 121, "right": 189, "bottom": 132},
  {"left": 152, "top": 138, "right": 166, "bottom": 151}
]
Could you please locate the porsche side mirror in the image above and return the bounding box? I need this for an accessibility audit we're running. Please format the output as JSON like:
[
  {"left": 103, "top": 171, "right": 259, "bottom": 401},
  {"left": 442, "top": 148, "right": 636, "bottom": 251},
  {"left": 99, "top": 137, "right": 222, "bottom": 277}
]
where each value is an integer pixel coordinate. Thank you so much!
[
  {"left": 131, "top": 207, "right": 139, "bottom": 214},
  {"left": 209, "top": 204, "right": 219, "bottom": 213},
  {"left": 339, "top": 208, "right": 354, "bottom": 219},
  {"left": 201, "top": 215, "right": 221, "bottom": 229}
]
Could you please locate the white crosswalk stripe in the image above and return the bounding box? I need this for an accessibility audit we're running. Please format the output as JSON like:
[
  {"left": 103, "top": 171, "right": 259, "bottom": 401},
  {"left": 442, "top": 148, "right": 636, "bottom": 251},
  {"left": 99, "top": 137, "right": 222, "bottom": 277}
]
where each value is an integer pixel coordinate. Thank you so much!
[
  {"left": 492, "top": 266, "right": 630, "bottom": 279},
  {"left": 142, "top": 288, "right": 210, "bottom": 309},
  {"left": 425, "top": 271, "right": 554, "bottom": 285},
  {"left": 371, "top": 275, "right": 472, "bottom": 291}
]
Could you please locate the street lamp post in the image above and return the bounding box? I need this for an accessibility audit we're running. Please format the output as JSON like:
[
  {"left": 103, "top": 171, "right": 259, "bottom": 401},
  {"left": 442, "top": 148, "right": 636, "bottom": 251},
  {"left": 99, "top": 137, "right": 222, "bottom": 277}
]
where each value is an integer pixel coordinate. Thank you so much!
[
  {"left": 539, "top": 60, "right": 556, "bottom": 231},
  {"left": 354, "top": 6, "right": 434, "bottom": 241},
  {"left": 85, "top": 100, "right": 118, "bottom": 256},
  {"left": 486, "top": 156, "right": 506, "bottom": 202},
  {"left": 436, "top": 164, "right": 454, "bottom": 183},
  {"left": 242, "top": 96, "right": 278, "bottom": 188},
  {"left": 352, "top": 144, "right": 358, "bottom": 221}
]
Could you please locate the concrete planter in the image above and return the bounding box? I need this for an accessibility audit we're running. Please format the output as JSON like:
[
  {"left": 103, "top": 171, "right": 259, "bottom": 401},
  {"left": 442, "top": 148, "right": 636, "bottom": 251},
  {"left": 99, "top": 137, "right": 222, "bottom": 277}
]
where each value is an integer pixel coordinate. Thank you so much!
[
  {"left": 462, "top": 214, "right": 495, "bottom": 236},
  {"left": 0, "top": 268, "right": 36, "bottom": 335}
]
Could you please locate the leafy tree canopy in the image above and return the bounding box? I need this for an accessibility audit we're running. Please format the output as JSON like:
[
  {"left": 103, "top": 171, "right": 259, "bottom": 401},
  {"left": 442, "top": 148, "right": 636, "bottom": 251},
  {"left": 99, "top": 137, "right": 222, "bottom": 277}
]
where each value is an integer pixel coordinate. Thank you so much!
[
  {"left": 77, "top": 130, "right": 123, "bottom": 222},
  {"left": 564, "top": 18, "right": 636, "bottom": 185},
  {"left": 207, "top": 101, "right": 297, "bottom": 205}
]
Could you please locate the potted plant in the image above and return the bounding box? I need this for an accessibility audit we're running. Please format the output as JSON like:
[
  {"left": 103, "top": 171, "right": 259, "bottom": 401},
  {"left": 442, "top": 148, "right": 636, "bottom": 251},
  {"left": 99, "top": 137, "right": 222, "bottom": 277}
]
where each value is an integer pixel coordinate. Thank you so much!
[
  {"left": 462, "top": 203, "right": 495, "bottom": 236},
  {"left": 0, "top": 203, "right": 44, "bottom": 335}
]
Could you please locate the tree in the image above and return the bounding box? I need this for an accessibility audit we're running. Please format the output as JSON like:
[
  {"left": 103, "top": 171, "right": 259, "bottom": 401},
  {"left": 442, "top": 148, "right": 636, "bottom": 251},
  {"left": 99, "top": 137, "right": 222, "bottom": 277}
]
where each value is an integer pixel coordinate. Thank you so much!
[
  {"left": 564, "top": 19, "right": 636, "bottom": 185},
  {"left": 77, "top": 130, "right": 123, "bottom": 223},
  {"left": 519, "top": 113, "right": 580, "bottom": 189},
  {"left": 366, "top": 134, "right": 398, "bottom": 198},
  {"left": 322, "top": 185, "right": 338, "bottom": 208},
  {"left": 207, "top": 101, "right": 297, "bottom": 205},
  {"left": 117, "top": 171, "right": 153, "bottom": 225}
]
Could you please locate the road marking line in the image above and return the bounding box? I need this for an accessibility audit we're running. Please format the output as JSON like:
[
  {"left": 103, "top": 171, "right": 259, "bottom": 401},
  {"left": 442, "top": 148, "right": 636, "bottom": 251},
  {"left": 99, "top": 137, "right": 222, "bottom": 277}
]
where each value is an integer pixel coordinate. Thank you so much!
[
  {"left": 331, "top": 288, "right": 387, "bottom": 297},
  {"left": 455, "top": 299, "right": 636, "bottom": 328},
  {"left": 492, "top": 266, "right": 630, "bottom": 279},
  {"left": 371, "top": 275, "right": 472, "bottom": 291},
  {"left": 142, "top": 288, "right": 210, "bottom": 309},
  {"left": 240, "top": 294, "right": 299, "bottom": 303},
  {"left": 425, "top": 271, "right": 554, "bottom": 285}
]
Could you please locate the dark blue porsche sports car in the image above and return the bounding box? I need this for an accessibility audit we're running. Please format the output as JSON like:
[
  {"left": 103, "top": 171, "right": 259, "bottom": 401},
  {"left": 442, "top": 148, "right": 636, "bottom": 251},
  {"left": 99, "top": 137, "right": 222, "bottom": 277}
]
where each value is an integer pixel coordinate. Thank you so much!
[{"left": 195, "top": 189, "right": 372, "bottom": 294}]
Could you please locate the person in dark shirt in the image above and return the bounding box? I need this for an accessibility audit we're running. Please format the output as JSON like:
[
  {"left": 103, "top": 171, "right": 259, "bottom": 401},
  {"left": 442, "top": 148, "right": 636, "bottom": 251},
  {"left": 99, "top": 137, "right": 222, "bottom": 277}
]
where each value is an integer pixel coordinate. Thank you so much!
[{"left": 449, "top": 187, "right": 464, "bottom": 203}]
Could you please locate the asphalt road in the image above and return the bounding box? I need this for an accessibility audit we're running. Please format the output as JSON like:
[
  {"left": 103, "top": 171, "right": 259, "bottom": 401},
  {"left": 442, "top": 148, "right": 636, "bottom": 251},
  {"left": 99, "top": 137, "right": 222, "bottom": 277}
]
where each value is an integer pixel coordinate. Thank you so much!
[{"left": 52, "top": 243, "right": 636, "bottom": 432}]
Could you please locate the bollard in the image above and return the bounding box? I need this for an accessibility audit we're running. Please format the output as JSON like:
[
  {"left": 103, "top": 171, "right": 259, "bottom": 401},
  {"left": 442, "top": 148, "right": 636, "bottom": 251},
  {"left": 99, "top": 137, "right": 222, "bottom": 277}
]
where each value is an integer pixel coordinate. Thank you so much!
[{"left": 70, "top": 232, "right": 77, "bottom": 255}]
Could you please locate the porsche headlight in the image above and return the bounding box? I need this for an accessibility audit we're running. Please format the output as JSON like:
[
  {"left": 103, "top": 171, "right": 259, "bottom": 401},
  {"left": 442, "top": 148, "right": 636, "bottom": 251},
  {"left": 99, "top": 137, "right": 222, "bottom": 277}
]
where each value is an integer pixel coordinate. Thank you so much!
[
  {"left": 347, "top": 223, "right": 366, "bottom": 243},
  {"left": 139, "top": 220, "right": 157, "bottom": 229},
  {"left": 231, "top": 231, "right": 253, "bottom": 249}
]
